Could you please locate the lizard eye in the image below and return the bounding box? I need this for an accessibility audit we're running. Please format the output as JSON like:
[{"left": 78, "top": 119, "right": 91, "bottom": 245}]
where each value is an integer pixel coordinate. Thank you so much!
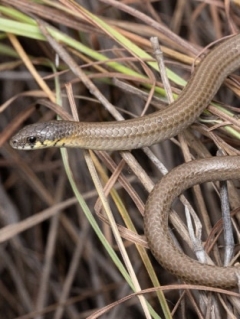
[{"left": 27, "top": 136, "right": 37, "bottom": 144}]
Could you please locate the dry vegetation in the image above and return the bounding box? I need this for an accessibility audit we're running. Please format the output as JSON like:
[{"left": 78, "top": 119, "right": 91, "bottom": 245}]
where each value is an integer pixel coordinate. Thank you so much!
[{"left": 1, "top": 0, "right": 240, "bottom": 318}]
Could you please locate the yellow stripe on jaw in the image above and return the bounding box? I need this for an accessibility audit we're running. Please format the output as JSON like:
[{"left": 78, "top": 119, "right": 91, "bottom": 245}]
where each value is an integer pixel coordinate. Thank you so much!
[
  {"left": 24, "top": 140, "right": 57, "bottom": 150},
  {"left": 21, "top": 138, "right": 78, "bottom": 150},
  {"left": 23, "top": 140, "right": 49, "bottom": 150}
]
